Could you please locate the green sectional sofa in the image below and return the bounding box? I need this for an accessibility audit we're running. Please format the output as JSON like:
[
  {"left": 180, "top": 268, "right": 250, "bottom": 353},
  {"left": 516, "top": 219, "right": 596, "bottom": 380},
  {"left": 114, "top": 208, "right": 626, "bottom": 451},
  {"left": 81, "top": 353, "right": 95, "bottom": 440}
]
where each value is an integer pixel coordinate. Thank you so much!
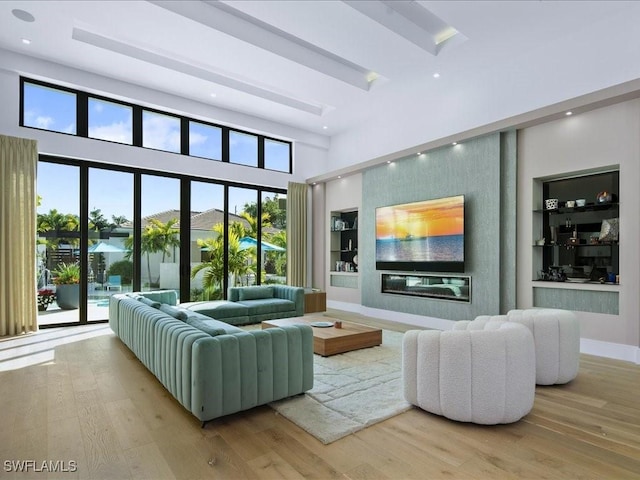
[
  {"left": 109, "top": 290, "right": 314, "bottom": 425},
  {"left": 181, "top": 285, "right": 304, "bottom": 326}
]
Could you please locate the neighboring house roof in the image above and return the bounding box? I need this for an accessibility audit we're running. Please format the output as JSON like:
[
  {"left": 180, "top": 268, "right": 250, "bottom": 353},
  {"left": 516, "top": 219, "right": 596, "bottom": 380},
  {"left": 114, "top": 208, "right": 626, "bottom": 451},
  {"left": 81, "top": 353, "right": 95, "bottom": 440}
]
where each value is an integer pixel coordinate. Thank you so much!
[
  {"left": 121, "top": 209, "right": 250, "bottom": 232},
  {"left": 189, "top": 209, "right": 249, "bottom": 231}
]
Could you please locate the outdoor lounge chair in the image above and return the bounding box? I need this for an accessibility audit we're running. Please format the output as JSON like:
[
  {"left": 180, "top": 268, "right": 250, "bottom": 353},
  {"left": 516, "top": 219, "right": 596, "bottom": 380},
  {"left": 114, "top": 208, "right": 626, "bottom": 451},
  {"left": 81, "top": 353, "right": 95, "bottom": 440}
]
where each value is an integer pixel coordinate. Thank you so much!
[{"left": 106, "top": 275, "right": 122, "bottom": 291}]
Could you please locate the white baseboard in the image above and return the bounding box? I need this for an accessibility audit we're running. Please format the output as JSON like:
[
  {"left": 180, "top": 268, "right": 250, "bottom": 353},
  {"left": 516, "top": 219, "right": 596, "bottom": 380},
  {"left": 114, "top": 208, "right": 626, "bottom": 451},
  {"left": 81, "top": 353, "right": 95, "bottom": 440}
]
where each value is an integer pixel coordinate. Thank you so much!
[
  {"left": 327, "top": 301, "right": 640, "bottom": 365},
  {"left": 580, "top": 338, "right": 640, "bottom": 364}
]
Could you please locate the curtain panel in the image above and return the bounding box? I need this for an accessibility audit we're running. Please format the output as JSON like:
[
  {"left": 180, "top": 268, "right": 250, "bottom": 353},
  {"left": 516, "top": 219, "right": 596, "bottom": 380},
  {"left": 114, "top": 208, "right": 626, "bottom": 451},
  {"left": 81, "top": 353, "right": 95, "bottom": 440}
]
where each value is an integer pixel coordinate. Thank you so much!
[
  {"left": 0, "top": 134, "right": 38, "bottom": 336},
  {"left": 286, "top": 182, "right": 307, "bottom": 287}
]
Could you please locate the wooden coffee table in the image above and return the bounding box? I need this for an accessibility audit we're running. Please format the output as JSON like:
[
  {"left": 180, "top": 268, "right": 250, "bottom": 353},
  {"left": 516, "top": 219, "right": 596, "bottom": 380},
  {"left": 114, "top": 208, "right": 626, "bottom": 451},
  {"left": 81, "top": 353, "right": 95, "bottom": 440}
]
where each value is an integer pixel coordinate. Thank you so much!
[{"left": 261, "top": 317, "right": 382, "bottom": 356}]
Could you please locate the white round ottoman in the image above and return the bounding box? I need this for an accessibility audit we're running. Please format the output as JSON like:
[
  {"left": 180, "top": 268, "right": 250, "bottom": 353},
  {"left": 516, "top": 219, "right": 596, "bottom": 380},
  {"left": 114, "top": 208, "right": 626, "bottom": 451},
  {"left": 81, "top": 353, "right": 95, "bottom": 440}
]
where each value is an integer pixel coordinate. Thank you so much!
[
  {"left": 462, "top": 308, "right": 580, "bottom": 385},
  {"left": 507, "top": 309, "right": 580, "bottom": 385},
  {"left": 402, "top": 322, "right": 535, "bottom": 425}
]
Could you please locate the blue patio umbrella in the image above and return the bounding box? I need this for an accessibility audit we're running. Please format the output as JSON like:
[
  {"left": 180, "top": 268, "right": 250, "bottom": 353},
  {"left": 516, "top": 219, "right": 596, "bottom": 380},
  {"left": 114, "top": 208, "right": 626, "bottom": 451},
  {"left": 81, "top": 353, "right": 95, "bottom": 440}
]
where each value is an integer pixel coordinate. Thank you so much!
[
  {"left": 87, "top": 241, "right": 129, "bottom": 253},
  {"left": 238, "top": 236, "right": 285, "bottom": 252}
]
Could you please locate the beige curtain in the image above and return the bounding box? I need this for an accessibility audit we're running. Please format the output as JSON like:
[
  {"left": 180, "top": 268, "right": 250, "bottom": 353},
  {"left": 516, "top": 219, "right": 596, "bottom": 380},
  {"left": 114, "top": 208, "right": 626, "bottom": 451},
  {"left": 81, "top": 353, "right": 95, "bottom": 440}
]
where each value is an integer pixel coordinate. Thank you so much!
[
  {"left": 286, "top": 182, "right": 307, "bottom": 287},
  {"left": 0, "top": 134, "right": 38, "bottom": 336}
]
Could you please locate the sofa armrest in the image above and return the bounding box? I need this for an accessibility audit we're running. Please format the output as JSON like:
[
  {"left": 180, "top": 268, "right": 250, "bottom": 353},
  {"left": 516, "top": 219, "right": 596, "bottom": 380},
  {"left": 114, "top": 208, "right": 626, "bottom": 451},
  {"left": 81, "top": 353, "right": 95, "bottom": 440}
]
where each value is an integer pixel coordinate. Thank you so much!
[
  {"left": 191, "top": 324, "right": 313, "bottom": 422},
  {"left": 271, "top": 285, "right": 305, "bottom": 316}
]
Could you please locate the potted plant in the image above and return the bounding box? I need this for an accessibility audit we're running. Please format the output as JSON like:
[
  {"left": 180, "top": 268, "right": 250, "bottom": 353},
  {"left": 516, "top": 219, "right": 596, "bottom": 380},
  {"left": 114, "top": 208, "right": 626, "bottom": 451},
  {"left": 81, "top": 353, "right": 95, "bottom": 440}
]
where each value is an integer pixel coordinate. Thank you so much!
[
  {"left": 53, "top": 262, "right": 80, "bottom": 310},
  {"left": 37, "top": 287, "right": 55, "bottom": 311}
]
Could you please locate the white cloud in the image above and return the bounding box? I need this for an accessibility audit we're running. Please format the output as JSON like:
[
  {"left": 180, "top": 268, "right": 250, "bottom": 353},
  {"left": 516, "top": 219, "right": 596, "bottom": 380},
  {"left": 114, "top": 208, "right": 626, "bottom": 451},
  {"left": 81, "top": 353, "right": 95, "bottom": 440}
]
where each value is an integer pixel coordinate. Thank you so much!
[
  {"left": 189, "top": 132, "right": 207, "bottom": 146},
  {"left": 89, "top": 121, "right": 132, "bottom": 144},
  {"left": 35, "top": 115, "right": 54, "bottom": 129},
  {"left": 143, "top": 115, "right": 180, "bottom": 152}
]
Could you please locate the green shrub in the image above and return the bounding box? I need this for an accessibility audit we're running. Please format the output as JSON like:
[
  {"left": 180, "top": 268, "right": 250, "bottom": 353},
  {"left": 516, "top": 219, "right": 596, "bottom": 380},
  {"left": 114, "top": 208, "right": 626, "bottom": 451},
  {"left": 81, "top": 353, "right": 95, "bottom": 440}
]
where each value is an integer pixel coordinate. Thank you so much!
[{"left": 107, "top": 260, "right": 133, "bottom": 284}]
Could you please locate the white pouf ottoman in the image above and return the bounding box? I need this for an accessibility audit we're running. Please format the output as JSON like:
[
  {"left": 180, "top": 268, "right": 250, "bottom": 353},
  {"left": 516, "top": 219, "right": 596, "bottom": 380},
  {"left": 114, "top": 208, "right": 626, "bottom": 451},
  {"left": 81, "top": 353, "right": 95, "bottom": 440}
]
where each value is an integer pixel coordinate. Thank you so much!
[
  {"left": 402, "top": 322, "right": 535, "bottom": 425},
  {"left": 461, "top": 308, "right": 580, "bottom": 385}
]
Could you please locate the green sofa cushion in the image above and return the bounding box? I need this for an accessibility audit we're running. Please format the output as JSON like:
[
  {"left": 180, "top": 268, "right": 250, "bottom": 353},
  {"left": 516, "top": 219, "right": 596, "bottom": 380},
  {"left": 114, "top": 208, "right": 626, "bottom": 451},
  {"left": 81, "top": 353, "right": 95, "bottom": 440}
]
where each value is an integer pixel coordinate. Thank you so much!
[
  {"left": 182, "top": 300, "right": 248, "bottom": 320},
  {"left": 139, "top": 297, "right": 161, "bottom": 309},
  {"left": 237, "top": 298, "right": 295, "bottom": 315},
  {"left": 238, "top": 286, "right": 273, "bottom": 301},
  {"left": 184, "top": 313, "right": 244, "bottom": 336},
  {"left": 159, "top": 304, "right": 189, "bottom": 321},
  {"left": 138, "top": 290, "right": 178, "bottom": 306}
]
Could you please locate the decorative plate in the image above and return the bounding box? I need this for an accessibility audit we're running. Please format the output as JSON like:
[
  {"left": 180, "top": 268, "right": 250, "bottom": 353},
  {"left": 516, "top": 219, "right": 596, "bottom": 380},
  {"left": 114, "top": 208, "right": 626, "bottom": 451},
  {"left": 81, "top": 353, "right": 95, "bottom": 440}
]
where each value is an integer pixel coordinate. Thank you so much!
[
  {"left": 353, "top": 254, "right": 358, "bottom": 265},
  {"left": 310, "top": 321, "right": 334, "bottom": 328}
]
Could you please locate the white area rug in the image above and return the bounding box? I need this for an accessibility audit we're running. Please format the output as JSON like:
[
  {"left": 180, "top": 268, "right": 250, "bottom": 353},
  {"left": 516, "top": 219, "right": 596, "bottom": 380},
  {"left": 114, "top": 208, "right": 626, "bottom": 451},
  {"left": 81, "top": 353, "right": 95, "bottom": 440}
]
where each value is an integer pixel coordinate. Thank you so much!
[{"left": 269, "top": 329, "right": 411, "bottom": 444}]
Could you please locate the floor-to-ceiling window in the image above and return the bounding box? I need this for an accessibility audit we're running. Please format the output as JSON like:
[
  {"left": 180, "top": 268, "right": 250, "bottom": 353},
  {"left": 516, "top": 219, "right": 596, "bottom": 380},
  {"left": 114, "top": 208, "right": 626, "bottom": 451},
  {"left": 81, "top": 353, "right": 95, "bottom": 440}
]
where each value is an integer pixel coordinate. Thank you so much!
[
  {"left": 189, "top": 181, "right": 225, "bottom": 301},
  {"left": 140, "top": 175, "right": 181, "bottom": 293},
  {"left": 36, "top": 162, "right": 81, "bottom": 326},
  {"left": 262, "top": 191, "right": 287, "bottom": 285},
  {"left": 36, "top": 157, "right": 287, "bottom": 327},
  {"left": 87, "top": 168, "right": 134, "bottom": 321},
  {"left": 227, "top": 186, "right": 258, "bottom": 288}
]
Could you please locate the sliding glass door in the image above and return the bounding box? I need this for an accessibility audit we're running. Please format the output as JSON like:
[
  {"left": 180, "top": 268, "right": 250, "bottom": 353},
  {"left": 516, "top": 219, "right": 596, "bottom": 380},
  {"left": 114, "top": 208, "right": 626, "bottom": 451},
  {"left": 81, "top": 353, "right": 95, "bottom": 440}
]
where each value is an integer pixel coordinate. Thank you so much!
[
  {"left": 37, "top": 157, "right": 287, "bottom": 327},
  {"left": 87, "top": 168, "right": 134, "bottom": 321},
  {"left": 36, "top": 162, "right": 81, "bottom": 326},
  {"left": 140, "top": 175, "right": 180, "bottom": 293}
]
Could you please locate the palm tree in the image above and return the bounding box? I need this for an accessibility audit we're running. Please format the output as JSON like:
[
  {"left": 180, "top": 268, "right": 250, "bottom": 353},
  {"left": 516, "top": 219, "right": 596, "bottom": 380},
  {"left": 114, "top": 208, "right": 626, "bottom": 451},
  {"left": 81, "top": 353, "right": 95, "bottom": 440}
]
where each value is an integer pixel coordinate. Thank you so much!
[
  {"left": 88, "top": 208, "right": 110, "bottom": 232},
  {"left": 266, "top": 230, "right": 287, "bottom": 278},
  {"left": 125, "top": 218, "right": 179, "bottom": 286},
  {"left": 37, "top": 209, "right": 80, "bottom": 267},
  {"left": 110, "top": 215, "right": 129, "bottom": 228},
  {"left": 192, "top": 222, "right": 254, "bottom": 298},
  {"left": 239, "top": 211, "right": 271, "bottom": 237}
]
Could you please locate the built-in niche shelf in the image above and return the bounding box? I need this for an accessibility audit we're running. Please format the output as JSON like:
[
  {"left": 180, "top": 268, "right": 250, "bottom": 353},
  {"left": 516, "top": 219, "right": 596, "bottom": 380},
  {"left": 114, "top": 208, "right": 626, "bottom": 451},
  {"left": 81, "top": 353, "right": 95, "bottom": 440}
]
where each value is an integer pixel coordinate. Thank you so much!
[
  {"left": 534, "top": 170, "right": 619, "bottom": 284},
  {"left": 330, "top": 209, "right": 358, "bottom": 274}
]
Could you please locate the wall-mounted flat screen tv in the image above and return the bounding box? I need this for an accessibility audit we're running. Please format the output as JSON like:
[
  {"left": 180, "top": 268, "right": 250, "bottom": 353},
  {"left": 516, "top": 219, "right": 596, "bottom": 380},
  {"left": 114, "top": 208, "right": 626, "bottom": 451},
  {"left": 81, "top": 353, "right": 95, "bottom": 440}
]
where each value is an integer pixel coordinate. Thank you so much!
[{"left": 375, "top": 195, "right": 465, "bottom": 272}]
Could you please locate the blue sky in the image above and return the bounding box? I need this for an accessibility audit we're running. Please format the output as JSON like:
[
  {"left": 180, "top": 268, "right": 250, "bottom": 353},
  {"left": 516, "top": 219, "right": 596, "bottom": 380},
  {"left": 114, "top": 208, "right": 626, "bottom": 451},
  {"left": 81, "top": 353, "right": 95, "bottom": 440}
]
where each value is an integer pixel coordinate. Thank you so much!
[
  {"left": 30, "top": 82, "right": 288, "bottom": 220},
  {"left": 25, "top": 82, "right": 290, "bottom": 172}
]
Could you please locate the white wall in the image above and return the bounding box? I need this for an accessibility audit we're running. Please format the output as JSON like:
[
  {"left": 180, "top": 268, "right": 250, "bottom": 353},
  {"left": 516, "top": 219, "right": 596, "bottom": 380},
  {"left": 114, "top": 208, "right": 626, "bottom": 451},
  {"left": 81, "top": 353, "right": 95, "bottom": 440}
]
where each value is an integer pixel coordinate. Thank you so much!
[
  {"left": 324, "top": 4, "right": 640, "bottom": 174},
  {"left": 517, "top": 100, "right": 640, "bottom": 358},
  {"left": 324, "top": 174, "right": 362, "bottom": 305}
]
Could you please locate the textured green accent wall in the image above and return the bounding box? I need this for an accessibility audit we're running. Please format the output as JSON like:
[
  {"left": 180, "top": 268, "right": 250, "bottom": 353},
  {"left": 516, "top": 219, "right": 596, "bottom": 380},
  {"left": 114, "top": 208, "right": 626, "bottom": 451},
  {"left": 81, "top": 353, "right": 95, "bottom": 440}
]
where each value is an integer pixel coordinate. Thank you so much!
[
  {"left": 361, "top": 132, "right": 517, "bottom": 320},
  {"left": 329, "top": 274, "right": 358, "bottom": 289},
  {"left": 533, "top": 288, "right": 619, "bottom": 314},
  {"left": 500, "top": 131, "right": 517, "bottom": 312}
]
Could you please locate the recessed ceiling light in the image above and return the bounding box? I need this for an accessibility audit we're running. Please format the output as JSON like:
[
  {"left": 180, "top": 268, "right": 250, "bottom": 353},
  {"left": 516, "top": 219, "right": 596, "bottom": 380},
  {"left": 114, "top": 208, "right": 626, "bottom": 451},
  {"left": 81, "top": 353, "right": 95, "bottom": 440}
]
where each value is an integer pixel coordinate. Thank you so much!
[
  {"left": 417, "top": 152, "right": 421, "bottom": 155},
  {"left": 565, "top": 111, "right": 573, "bottom": 116},
  {"left": 386, "top": 160, "right": 391, "bottom": 164},
  {"left": 433, "top": 73, "right": 440, "bottom": 79},
  {"left": 452, "top": 142, "right": 458, "bottom": 146},
  {"left": 322, "top": 126, "right": 328, "bottom": 130},
  {"left": 12, "top": 9, "right": 35, "bottom": 22},
  {"left": 210, "top": 93, "right": 217, "bottom": 98},
  {"left": 21, "top": 38, "right": 31, "bottom": 45},
  {"left": 338, "top": 175, "right": 342, "bottom": 179}
]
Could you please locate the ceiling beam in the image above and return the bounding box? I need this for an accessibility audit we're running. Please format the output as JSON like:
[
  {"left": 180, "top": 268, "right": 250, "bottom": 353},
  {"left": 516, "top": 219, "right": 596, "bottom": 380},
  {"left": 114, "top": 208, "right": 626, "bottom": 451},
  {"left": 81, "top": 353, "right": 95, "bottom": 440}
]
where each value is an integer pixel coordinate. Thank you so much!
[
  {"left": 149, "top": 0, "right": 375, "bottom": 91},
  {"left": 72, "top": 27, "right": 324, "bottom": 115},
  {"left": 343, "top": 0, "right": 465, "bottom": 55}
]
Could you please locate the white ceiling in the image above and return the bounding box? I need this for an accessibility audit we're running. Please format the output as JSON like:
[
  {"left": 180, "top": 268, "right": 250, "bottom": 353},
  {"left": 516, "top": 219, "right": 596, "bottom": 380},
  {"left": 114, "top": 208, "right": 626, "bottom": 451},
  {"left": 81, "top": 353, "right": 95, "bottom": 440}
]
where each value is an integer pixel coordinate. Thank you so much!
[{"left": 2, "top": 1, "right": 640, "bottom": 151}]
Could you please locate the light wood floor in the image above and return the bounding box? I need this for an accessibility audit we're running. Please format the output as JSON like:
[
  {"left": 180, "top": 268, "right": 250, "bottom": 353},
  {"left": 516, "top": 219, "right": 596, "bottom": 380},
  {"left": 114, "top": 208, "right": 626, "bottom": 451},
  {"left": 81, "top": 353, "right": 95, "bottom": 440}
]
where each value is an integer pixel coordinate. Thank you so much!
[{"left": 1, "top": 310, "right": 639, "bottom": 479}]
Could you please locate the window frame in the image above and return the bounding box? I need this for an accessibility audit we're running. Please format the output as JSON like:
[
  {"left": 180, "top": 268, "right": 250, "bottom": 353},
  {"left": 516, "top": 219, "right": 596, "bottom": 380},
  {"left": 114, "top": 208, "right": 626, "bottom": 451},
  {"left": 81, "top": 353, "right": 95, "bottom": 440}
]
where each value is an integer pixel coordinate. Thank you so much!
[{"left": 20, "top": 77, "right": 293, "bottom": 174}]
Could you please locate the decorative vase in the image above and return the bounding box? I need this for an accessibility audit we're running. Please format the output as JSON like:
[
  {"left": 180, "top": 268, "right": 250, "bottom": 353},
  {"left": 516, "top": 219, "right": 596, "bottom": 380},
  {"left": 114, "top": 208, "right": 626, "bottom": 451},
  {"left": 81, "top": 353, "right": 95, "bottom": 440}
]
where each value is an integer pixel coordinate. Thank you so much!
[{"left": 56, "top": 284, "right": 80, "bottom": 310}]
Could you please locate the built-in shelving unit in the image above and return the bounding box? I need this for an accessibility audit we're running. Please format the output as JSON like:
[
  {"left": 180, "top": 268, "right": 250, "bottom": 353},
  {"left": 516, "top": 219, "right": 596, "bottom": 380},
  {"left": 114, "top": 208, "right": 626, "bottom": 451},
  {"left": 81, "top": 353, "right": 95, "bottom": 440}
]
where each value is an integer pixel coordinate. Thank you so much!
[
  {"left": 532, "top": 170, "right": 620, "bottom": 314},
  {"left": 534, "top": 170, "right": 619, "bottom": 283},
  {"left": 329, "top": 210, "right": 358, "bottom": 289}
]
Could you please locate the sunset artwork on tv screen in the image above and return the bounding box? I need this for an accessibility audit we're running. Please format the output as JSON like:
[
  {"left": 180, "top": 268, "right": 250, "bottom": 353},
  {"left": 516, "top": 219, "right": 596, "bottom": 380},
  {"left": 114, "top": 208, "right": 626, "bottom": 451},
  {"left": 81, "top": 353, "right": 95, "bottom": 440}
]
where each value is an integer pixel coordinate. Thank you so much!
[{"left": 375, "top": 195, "right": 465, "bottom": 272}]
